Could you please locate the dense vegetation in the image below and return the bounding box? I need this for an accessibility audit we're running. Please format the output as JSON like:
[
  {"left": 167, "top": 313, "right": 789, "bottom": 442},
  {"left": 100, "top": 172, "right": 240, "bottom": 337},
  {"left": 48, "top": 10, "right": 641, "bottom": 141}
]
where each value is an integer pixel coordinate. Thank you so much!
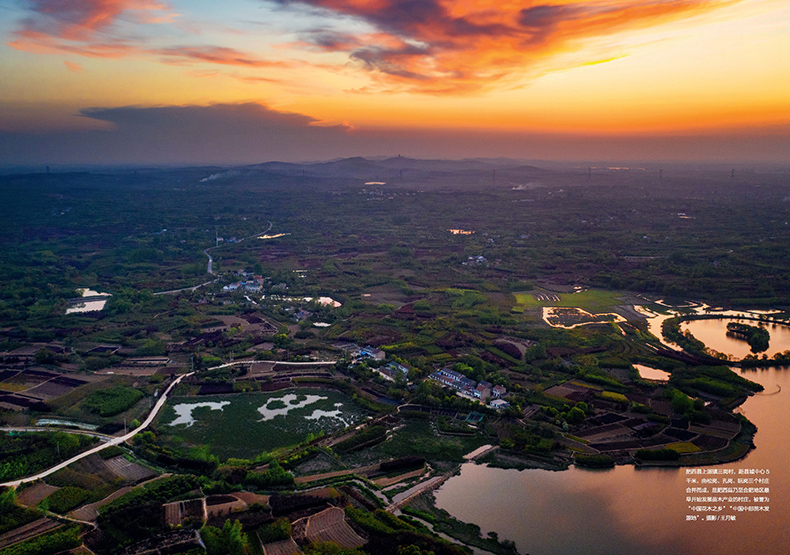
[
  {"left": 2, "top": 162, "right": 790, "bottom": 343},
  {"left": 94, "top": 475, "right": 200, "bottom": 551},
  {"left": 82, "top": 386, "right": 144, "bottom": 417},
  {"left": 1, "top": 160, "right": 788, "bottom": 554},
  {"left": 0, "top": 524, "right": 82, "bottom": 555},
  {"left": 0, "top": 488, "right": 40, "bottom": 535},
  {"left": 0, "top": 432, "right": 96, "bottom": 481},
  {"left": 334, "top": 426, "right": 387, "bottom": 452},
  {"left": 726, "top": 322, "right": 770, "bottom": 352},
  {"left": 635, "top": 448, "right": 682, "bottom": 462}
]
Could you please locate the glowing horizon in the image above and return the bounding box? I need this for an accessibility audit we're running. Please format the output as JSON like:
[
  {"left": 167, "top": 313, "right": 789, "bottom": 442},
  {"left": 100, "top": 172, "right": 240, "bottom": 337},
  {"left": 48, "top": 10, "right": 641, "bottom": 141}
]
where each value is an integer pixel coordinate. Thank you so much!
[{"left": 1, "top": 0, "right": 788, "bottom": 164}]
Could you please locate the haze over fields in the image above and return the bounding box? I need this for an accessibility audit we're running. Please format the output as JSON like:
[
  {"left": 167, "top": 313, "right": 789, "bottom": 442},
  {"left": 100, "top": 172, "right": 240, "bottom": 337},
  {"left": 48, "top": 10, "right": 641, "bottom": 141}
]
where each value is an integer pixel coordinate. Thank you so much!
[{"left": 1, "top": 0, "right": 789, "bottom": 165}]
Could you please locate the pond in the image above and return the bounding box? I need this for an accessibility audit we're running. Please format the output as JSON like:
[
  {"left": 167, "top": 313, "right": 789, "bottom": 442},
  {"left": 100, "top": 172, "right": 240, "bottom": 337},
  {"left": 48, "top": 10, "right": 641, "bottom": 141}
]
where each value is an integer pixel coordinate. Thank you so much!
[
  {"left": 543, "top": 307, "right": 624, "bottom": 329},
  {"left": 65, "top": 287, "right": 111, "bottom": 314},
  {"left": 159, "top": 389, "right": 364, "bottom": 459},
  {"left": 308, "top": 296, "right": 342, "bottom": 307},
  {"left": 633, "top": 305, "right": 681, "bottom": 350},
  {"left": 35, "top": 419, "right": 99, "bottom": 431},
  {"left": 633, "top": 364, "right": 670, "bottom": 382},
  {"left": 168, "top": 401, "right": 231, "bottom": 427},
  {"left": 681, "top": 318, "right": 790, "bottom": 359}
]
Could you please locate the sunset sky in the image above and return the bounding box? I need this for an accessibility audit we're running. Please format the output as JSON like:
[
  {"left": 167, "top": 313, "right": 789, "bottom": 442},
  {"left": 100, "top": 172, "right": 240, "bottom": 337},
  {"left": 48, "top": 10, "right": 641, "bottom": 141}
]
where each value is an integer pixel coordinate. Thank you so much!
[{"left": 1, "top": 0, "right": 788, "bottom": 165}]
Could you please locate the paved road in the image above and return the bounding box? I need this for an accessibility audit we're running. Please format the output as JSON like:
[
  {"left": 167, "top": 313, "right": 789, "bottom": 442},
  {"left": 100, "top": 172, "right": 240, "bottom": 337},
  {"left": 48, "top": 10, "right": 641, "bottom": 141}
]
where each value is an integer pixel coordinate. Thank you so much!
[
  {"left": 153, "top": 279, "right": 217, "bottom": 295},
  {"left": 202, "top": 220, "right": 273, "bottom": 275},
  {"left": 211, "top": 359, "right": 337, "bottom": 370},
  {"left": 204, "top": 249, "right": 214, "bottom": 275},
  {"left": 387, "top": 475, "right": 447, "bottom": 511},
  {"left": 0, "top": 372, "right": 193, "bottom": 488},
  {"left": 154, "top": 221, "right": 274, "bottom": 294}
]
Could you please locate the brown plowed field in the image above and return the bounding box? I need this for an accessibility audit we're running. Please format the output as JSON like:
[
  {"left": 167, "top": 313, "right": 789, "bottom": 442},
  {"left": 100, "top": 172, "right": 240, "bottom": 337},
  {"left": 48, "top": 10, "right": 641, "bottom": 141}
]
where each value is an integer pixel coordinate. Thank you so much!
[
  {"left": 262, "top": 537, "right": 302, "bottom": 555},
  {"left": 0, "top": 518, "right": 60, "bottom": 549},
  {"left": 17, "top": 482, "right": 59, "bottom": 506},
  {"left": 304, "top": 507, "right": 365, "bottom": 549}
]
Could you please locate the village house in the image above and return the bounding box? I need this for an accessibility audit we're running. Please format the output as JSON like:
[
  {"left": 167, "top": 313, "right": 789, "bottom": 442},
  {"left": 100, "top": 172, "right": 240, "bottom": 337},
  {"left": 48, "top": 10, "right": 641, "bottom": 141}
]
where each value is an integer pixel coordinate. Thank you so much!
[
  {"left": 359, "top": 346, "right": 386, "bottom": 360},
  {"left": 474, "top": 380, "right": 492, "bottom": 400},
  {"left": 431, "top": 368, "right": 464, "bottom": 387},
  {"left": 243, "top": 281, "right": 261, "bottom": 292},
  {"left": 430, "top": 368, "right": 477, "bottom": 396},
  {"left": 294, "top": 309, "right": 312, "bottom": 321},
  {"left": 380, "top": 362, "right": 409, "bottom": 379},
  {"left": 431, "top": 368, "right": 508, "bottom": 404}
]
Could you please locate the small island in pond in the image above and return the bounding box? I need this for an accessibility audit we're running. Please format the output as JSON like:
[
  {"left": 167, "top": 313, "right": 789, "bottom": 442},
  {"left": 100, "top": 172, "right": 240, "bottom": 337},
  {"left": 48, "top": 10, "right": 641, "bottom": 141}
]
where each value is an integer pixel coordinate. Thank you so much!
[{"left": 726, "top": 322, "right": 770, "bottom": 353}]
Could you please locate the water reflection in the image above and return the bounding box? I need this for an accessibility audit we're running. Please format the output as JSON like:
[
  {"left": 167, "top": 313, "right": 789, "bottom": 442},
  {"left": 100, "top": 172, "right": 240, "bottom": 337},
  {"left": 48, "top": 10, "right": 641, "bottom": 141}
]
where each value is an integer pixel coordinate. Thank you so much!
[
  {"left": 682, "top": 318, "right": 790, "bottom": 360},
  {"left": 65, "top": 287, "right": 111, "bottom": 314},
  {"left": 634, "top": 364, "right": 670, "bottom": 382},
  {"left": 435, "top": 310, "right": 790, "bottom": 555},
  {"left": 66, "top": 299, "right": 109, "bottom": 314},
  {"left": 435, "top": 366, "right": 790, "bottom": 555}
]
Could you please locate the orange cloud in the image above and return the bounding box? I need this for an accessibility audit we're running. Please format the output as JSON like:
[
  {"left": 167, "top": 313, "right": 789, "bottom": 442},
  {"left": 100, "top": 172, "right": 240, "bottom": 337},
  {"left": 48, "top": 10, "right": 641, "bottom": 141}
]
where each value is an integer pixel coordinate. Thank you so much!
[
  {"left": 8, "top": 1, "right": 172, "bottom": 58},
  {"left": 64, "top": 60, "right": 84, "bottom": 72},
  {"left": 8, "top": 2, "right": 286, "bottom": 74},
  {"left": 281, "top": 0, "right": 739, "bottom": 93},
  {"left": 16, "top": 0, "right": 171, "bottom": 41},
  {"left": 152, "top": 46, "right": 290, "bottom": 68},
  {"left": 9, "top": 29, "right": 139, "bottom": 58}
]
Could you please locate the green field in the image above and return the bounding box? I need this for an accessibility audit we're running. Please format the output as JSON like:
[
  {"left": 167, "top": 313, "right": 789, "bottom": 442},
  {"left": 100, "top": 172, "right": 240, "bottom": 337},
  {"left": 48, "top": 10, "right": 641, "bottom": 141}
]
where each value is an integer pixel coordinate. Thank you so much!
[
  {"left": 338, "top": 418, "right": 489, "bottom": 468},
  {"left": 156, "top": 389, "right": 365, "bottom": 460},
  {"left": 514, "top": 289, "right": 623, "bottom": 312}
]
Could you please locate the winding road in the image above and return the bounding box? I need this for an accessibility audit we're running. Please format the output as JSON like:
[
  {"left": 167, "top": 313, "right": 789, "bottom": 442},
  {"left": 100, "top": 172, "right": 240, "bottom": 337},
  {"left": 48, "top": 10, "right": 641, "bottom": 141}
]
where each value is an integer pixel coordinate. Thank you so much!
[
  {"left": 203, "top": 220, "right": 273, "bottom": 275},
  {"left": 154, "top": 221, "right": 274, "bottom": 295},
  {"left": 1, "top": 372, "right": 193, "bottom": 489}
]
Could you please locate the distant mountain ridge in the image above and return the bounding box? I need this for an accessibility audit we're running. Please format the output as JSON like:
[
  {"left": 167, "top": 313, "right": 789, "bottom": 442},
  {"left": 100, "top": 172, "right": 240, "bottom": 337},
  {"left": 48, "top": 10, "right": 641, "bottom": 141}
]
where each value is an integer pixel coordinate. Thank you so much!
[{"left": 246, "top": 156, "right": 545, "bottom": 179}]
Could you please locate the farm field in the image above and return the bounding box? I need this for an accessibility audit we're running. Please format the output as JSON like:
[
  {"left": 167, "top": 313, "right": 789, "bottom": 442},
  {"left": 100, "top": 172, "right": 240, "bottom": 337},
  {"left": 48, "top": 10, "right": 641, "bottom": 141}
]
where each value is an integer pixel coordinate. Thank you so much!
[
  {"left": 338, "top": 417, "right": 490, "bottom": 469},
  {"left": 514, "top": 289, "right": 624, "bottom": 312},
  {"left": 157, "top": 389, "right": 366, "bottom": 460}
]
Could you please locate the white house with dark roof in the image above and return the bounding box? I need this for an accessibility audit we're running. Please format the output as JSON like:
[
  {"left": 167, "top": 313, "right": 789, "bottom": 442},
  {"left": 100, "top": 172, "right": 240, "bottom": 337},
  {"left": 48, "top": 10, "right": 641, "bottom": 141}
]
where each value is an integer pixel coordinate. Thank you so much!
[{"left": 492, "top": 385, "right": 507, "bottom": 398}]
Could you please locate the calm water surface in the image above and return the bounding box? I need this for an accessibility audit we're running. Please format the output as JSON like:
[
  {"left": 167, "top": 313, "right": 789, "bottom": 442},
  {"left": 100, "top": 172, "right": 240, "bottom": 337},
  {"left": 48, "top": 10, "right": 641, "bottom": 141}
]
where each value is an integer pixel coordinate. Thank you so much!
[
  {"left": 634, "top": 364, "right": 670, "bottom": 382},
  {"left": 682, "top": 318, "right": 790, "bottom": 359},
  {"left": 435, "top": 352, "right": 790, "bottom": 554}
]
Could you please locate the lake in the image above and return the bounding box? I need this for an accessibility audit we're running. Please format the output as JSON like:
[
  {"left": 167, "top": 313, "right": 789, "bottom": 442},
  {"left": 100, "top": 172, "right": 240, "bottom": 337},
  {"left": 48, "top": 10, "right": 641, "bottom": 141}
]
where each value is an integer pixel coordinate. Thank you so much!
[
  {"left": 682, "top": 318, "right": 790, "bottom": 359},
  {"left": 435, "top": 314, "right": 790, "bottom": 554}
]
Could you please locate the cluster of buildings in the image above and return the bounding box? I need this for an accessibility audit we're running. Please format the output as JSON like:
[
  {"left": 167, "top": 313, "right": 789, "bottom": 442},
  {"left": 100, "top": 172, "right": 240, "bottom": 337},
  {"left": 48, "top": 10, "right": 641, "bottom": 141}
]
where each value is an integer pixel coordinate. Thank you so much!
[
  {"left": 337, "top": 343, "right": 409, "bottom": 382},
  {"left": 378, "top": 361, "right": 409, "bottom": 381},
  {"left": 338, "top": 344, "right": 386, "bottom": 361},
  {"left": 430, "top": 368, "right": 509, "bottom": 408},
  {"left": 463, "top": 255, "right": 488, "bottom": 266},
  {"left": 222, "top": 275, "right": 266, "bottom": 293}
]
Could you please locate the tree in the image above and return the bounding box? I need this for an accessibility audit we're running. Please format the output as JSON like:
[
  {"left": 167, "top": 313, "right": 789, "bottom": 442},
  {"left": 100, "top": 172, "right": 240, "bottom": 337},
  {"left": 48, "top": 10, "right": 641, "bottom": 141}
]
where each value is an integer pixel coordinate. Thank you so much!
[
  {"left": 223, "top": 519, "right": 247, "bottom": 555},
  {"left": 565, "top": 406, "right": 586, "bottom": 425},
  {"left": 670, "top": 391, "right": 694, "bottom": 416},
  {"left": 34, "top": 347, "right": 56, "bottom": 365}
]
